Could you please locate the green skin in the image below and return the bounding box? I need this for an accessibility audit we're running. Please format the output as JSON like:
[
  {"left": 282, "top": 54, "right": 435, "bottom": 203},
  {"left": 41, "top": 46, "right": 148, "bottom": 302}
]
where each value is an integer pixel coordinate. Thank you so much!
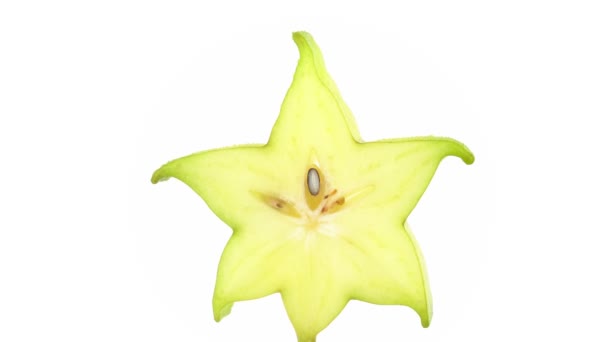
[{"left": 152, "top": 31, "right": 474, "bottom": 342}]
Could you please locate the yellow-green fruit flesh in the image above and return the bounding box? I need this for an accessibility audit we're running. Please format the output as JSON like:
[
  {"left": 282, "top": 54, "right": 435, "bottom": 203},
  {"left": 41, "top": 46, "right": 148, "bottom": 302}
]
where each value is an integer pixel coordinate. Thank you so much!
[{"left": 151, "top": 31, "right": 474, "bottom": 342}]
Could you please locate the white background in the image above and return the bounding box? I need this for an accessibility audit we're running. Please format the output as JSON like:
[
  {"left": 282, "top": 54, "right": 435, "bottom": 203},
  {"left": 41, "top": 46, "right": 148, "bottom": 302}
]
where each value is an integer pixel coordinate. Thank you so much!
[{"left": 1, "top": 1, "right": 606, "bottom": 341}]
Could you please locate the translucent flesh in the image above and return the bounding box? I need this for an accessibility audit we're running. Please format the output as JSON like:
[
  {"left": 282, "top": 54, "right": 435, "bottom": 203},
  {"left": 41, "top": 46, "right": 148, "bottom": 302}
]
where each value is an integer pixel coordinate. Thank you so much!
[{"left": 151, "top": 31, "right": 474, "bottom": 342}]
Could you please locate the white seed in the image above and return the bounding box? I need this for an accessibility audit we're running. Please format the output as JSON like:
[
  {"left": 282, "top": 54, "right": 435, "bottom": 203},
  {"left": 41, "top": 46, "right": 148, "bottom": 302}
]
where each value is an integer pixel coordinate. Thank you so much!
[{"left": 307, "top": 168, "right": 320, "bottom": 196}]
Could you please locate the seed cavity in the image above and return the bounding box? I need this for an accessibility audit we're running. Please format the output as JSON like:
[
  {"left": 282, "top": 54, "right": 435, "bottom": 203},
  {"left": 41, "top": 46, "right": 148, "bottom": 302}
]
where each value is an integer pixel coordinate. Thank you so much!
[
  {"left": 307, "top": 168, "right": 321, "bottom": 196},
  {"left": 252, "top": 191, "right": 302, "bottom": 218}
]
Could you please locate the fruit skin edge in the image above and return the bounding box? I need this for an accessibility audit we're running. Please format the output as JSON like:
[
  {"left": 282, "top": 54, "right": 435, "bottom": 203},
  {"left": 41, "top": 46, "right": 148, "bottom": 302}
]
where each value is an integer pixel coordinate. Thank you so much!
[{"left": 151, "top": 31, "right": 475, "bottom": 342}]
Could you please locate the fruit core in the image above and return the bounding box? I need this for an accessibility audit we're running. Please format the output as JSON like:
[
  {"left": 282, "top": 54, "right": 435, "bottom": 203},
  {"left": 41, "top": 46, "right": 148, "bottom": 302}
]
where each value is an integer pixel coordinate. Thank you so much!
[{"left": 262, "top": 166, "right": 346, "bottom": 232}]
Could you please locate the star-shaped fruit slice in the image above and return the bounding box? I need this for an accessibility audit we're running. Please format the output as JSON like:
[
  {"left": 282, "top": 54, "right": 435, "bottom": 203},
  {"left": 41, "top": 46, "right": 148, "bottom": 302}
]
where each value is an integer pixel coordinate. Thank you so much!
[{"left": 151, "top": 31, "right": 474, "bottom": 342}]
